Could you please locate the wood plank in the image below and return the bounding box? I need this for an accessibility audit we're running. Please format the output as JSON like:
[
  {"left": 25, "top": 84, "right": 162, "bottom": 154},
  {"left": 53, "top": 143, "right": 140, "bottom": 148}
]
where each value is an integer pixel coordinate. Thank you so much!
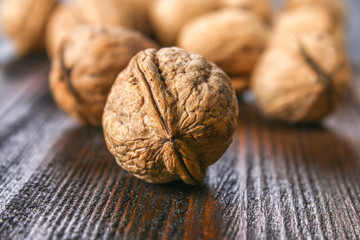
[{"left": 0, "top": 0, "right": 359, "bottom": 239}]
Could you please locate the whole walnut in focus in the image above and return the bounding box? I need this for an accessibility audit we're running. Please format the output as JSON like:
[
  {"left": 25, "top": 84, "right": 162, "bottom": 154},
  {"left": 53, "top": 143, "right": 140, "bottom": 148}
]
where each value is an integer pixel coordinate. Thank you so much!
[
  {"left": 0, "top": 0, "right": 57, "bottom": 55},
  {"left": 274, "top": 5, "right": 345, "bottom": 44},
  {"left": 178, "top": 9, "right": 268, "bottom": 92},
  {"left": 220, "top": 0, "right": 272, "bottom": 23},
  {"left": 285, "top": 0, "right": 346, "bottom": 23},
  {"left": 251, "top": 32, "right": 352, "bottom": 123},
  {"left": 103, "top": 47, "right": 239, "bottom": 185},
  {"left": 46, "top": 2, "right": 85, "bottom": 56},
  {"left": 50, "top": 25, "right": 158, "bottom": 126},
  {"left": 149, "top": 0, "right": 219, "bottom": 46}
]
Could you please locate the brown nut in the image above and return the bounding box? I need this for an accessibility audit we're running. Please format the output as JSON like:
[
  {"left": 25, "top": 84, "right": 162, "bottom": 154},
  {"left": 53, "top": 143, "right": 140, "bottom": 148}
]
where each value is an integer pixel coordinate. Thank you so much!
[
  {"left": 251, "top": 32, "right": 352, "bottom": 123},
  {"left": 77, "top": 0, "right": 151, "bottom": 35},
  {"left": 0, "top": 0, "right": 57, "bottom": 55},
  {"left": 178, "top": 9, "right": 268, "bottom": 92},
  {"left": 103, "top": 47, "right": 239, "bottom": 185},
  {"left": 284, "top": 0, "right": 346, "bottom": 24},
  {"left": 219, "top": 0, "right": 272, "bottom": 23},
  {"left": 50, "top": 25, "right": 159, "bottom": 126},
  {"left": 274, "top": 5, "right": 345, "bottom": 45},
  {"left": 149, "top": 0, "right": 219, "bottom": 46},
  {"left": 46, "top": 0, "right": 153, "bottom": 57},
  {"left": 46, "top": 2, "right": 85, "bottom": 56}
]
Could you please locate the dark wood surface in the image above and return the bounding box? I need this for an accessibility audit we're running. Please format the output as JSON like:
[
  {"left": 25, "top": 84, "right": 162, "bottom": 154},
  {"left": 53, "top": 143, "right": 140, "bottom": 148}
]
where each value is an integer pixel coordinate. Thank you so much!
[{"left": 1, "top": 1, "right": 360, "bottom": 239}]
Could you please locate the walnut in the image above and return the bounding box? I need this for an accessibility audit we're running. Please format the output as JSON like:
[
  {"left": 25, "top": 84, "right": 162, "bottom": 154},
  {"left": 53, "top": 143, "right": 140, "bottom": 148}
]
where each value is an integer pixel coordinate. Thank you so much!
[
  {"left": 103, "top": 47, "right": 239, "bottom": 185},
  {"left": 274, "top": 5, "right": 345, "bottom": 44},
  {"left": 46, "top": 0, "right": 153, "bottom": 57},
  {"left": 50, "top": 25, "right": 159, "bottom": 126},
  {"left": 220, "top": 0, "right": 272, "bottom": 23},
  {"left": 251, "top": 32, "right": 352, "bottom": 123},
  {"left": 149, "top": 0, "right": 219, "bottom": 46},
  {"left": 284, "top": 0, "right": 346, "bottom": 23},
  {"left": 77, "top": 0, "right": 151, "bottom": 35},
  {"left": 46, "top": 2, "right": 85, "bottom": 56},
  {"left": 178, "top": 9, "right": 268, "bottom": 92},
  {"left": 0, "top": 0, "right": 57, "bottom": 55}
]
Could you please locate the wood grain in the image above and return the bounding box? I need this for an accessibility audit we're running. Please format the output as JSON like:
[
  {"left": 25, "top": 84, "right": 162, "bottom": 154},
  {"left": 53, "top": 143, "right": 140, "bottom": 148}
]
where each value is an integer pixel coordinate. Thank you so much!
[{"left": 0, "top": 1, "right": 360, "bottom": 239}]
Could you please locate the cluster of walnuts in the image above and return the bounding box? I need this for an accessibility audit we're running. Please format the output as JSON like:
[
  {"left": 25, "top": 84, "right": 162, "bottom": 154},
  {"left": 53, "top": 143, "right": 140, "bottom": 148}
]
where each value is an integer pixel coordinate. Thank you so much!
[{"left": 0, "top": 0, "right": 352, "bottom": 184}]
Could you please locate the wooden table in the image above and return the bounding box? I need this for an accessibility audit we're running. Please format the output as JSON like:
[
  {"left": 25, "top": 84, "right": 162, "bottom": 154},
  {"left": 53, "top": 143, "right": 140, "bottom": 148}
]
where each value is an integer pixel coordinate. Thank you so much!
[{"left": 1, "top": 1, "right": 360, "bottom": 239}]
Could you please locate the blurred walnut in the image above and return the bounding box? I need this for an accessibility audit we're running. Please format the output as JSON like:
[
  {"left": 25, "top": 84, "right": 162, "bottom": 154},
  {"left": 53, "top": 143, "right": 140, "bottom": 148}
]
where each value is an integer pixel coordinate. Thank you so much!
[
  {"left": 0, "top": 0, "right": 57, "bottom": 55},
  {"left": 149, "top": 0, "right": 219, "bottom": 46},
  {"left": 274, "top": 5, "right": 345, "bottom": 44},
  {"left": 46, "top": 0, "right": 153, "bottom": 57},
  {"left": 219, "top": 0, "right": 272, "bottom": 23},
  {"left": 77, "top": 0, "right": 151, "bottom": 35},
  {"left": 50, "top": 25, "right": 158, "bottom": 126},
  {"left": 251, "top": 32, "right": 352, "bottom": 123},
  {"left": 285, "top": 0, "right": 346, "bottom": 24},
  {"left": 103, "top": 47, "right": 239, "bottom": 185},
  {"left": 46, "top": 2, "right": 85, "bottom": 56},
  {"left": 178, "top": 9, "right": 268, "bottom": 92}
]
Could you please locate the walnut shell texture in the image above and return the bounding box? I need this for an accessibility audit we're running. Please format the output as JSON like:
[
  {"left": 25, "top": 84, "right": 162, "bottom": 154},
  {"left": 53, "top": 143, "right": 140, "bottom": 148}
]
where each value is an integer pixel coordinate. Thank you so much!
[
  {"left": 178, "top": 9, "right": 268, "bottom": 92},
  {"left": 275, "top": 5, "right": 345, "bottom": 44},
  {"left": 251, "top": 32, "right": 352, "bottom": 123},
  {"left": 0, "top": 0, "right": 57, "bottom": 55},
  {"left": 103, "top": 47, "right": 239, "bottom": 185},
  {"left": 50, "top": 25, "right": 158, "bottom": 126}
]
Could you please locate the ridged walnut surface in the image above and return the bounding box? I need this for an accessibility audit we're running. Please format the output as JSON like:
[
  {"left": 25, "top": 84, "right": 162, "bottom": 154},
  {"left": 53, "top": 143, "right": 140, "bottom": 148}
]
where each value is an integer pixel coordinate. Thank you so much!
[
  {"left": 50, "top": 25, "right": 158, "bottom": 126},
  {"left": 0, "top": 0, "right": 57, "bottom": 55},
  {"left": 251, "top": 32, "right": 352, "bottom": 123},
  {"left": 103, "top": 47, "right": 239, "bottom": 185}
]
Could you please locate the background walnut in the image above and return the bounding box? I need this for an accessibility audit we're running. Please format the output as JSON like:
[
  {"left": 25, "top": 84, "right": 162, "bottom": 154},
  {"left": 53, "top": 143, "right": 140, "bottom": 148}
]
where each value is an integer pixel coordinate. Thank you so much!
[
  {"left": 50, "top": 25, "right": 158, "bottom": 126},
  {"left": 149, "top": 0, "right": 219, "bottom": 46},
  {"left": 284, "top": 0, "right": 346, "bottom": 24},
  {"left": 251, "top": 32, "right": 352, "bottom": 123},
  {"left": 274, "top": 5, "right": 345, "bottom": 44},
  {"left": 46, "top": 2, "right": 85, "bottom": 56},
  {"left": 178, "top": 9, "right": 268, "bottom": 92},
  {"left": 220, "top": 0, "right": 272, "bottom": 23},
  {"left": 0, "top": 0, "right": 57, "bottom": 56},
  {"left": 46, "top": 0, "right": 153, "bottom": 57},
  {"left": 103, "top": 47, "right": 239, "bottom": 185},
  {"left": 77, "top": 0, "right": 152, "bottom": 35}
]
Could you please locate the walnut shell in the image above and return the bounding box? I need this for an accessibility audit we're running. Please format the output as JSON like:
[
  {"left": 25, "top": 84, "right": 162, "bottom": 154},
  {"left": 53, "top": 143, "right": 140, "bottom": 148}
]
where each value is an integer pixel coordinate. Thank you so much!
[
  {"left": 251, "top": 32, "right": 352, "bottom": 123},
  {"left": 285, "top": 0, "right": 346, "bottom": 23},
  {"left": 219, "top": 0, "right": 272, "bottom": 23},
  {"left": 178, "top": 9, "right": 268, "bottom": 92},
  {"left": 0, "top": 0, "right": 57, "bottom": 55},
  {"left": 50, "top": 25, "right": 158, "bottom": 126},
  {"left": 149, "top": 0, "right": 219, "bottom": 46},
  {"left": 103, "top": 47, "right": 239, "bottom": 185},
  {"left": 77, "top": 0, "right": 151, "bottom": 35},
  {"left": 46, "top": 0, "right": 153, "bottom": 57},
  {"left": 274, "top": 5, "right": 345, "bottom": 44},
  {"left": 46, "top": 2, "right": 85, "bottom": 56}
]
